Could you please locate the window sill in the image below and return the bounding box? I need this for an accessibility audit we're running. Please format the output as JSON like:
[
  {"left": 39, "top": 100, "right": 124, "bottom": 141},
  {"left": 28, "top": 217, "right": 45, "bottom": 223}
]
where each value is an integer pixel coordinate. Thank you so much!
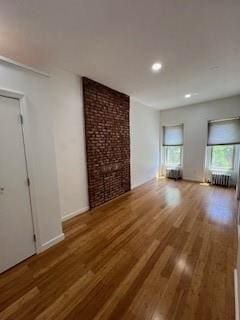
[
  {"left": 165, "top": 166, "right": 182, "bottom": 171},
  {"left": 210, "top": 169, "right": 233, "bottom": 174}
]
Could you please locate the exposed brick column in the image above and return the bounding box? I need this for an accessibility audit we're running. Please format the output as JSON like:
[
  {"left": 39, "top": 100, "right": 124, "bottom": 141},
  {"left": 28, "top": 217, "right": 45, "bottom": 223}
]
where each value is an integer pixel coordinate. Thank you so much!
[{"left": 82, "top": 77, "right": 130, "bottom": 209}]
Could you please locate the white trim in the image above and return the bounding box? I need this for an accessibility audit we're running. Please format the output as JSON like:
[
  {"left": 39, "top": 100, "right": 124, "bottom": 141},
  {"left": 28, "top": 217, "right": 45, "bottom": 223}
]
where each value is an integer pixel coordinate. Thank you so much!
[
  {"left": 0, "top": 88, "right": 41, "bottom": 253},
  {"left": 182, "top": 177, "right": 203, "bottom": 183},
  {"left": 0, "top": 55, "right": 50, "bottom": 78},
  {"left": 131, "top": 176, "right": 155, "bottom": 190},
  {"left": 19, "top": 96, "right": 43, "bottom": 253},
  {"left": 40, "top": 233, "right": 65, "bottom": 252},
  {"left": 62, "top": 207, "right": 89, "bottom": 222},
  {"left": 235, "top": 269, "right": 239, "bottom": 320},
  {"left": 0, "top": 87, "right": 24, "bottom": 99}
]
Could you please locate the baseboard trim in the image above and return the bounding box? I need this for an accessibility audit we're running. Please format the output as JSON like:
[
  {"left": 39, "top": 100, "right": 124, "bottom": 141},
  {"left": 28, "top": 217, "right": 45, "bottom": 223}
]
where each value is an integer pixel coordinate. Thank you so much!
[
  {"left": 182, "top": 177, "right": 203, "bottom": 183},
  {"left": 131, "top": 177, "right": 155, "bottom": 190},
  {"left": 39, "top": 233, "right": 65, "bottom": 253},
  {"left": 235, "top": 269, "right": 239, "bottom": 320},
  {"left": 62, "top": 206, "right": 89, "bottom": 222}
]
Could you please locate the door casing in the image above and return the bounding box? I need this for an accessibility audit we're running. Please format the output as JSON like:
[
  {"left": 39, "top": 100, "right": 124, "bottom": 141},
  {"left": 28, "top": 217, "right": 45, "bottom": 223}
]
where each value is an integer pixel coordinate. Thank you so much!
[{"left": 0, "top": 87, "right": 41, "bottom": 253}]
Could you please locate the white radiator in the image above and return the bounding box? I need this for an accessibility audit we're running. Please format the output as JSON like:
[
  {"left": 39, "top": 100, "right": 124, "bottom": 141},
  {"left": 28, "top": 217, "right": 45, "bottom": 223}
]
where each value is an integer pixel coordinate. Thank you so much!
[
  {"left": 166, "top": 169, "right": 182, "bottom": 180},
  {"left": 211, "top": 172, "right": 231, "bottom": 187}
]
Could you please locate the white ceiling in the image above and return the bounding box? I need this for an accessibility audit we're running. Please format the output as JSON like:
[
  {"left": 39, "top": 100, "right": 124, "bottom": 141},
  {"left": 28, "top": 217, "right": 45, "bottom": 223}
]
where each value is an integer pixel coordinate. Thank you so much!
[{"left": 0, "top": 0, "right": 240, "bottom": 110}]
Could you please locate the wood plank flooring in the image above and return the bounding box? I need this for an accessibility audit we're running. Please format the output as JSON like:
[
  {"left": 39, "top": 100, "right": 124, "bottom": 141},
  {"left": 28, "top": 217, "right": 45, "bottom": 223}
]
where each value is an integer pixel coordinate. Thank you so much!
[{"left": 0, "top": 179, "right": 237, "bottom": 319}]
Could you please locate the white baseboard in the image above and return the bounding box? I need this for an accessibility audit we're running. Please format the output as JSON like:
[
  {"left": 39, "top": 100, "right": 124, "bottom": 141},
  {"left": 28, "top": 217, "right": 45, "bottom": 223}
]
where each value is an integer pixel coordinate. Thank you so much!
[
  {"left": 182, "top": 176, "right": 202, "bottom": 183},
  {"left": 235, "top": 269, "right": 239, "bottom": 320},
  {"left": 131, "top": 176, "right": 155, "bottom": 190},
  {"left": 62, "top": 206, "right": 89, "bottom": 222},
  {"left": 39, "top": 233, "right": 65, "bottom": 253}
]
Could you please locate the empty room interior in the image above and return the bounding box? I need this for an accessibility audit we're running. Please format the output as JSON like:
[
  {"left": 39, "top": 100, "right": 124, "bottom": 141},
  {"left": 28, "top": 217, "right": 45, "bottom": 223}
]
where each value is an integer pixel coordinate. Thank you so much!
[{"left": 1, "top": 1, "right": 240, "bottom": 319}]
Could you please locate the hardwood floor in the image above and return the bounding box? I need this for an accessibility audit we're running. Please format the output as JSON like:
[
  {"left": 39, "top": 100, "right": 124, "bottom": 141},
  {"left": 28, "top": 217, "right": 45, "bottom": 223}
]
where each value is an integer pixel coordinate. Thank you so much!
[{"left": 0, "top": 179, "right": 237, "bottom": 320}]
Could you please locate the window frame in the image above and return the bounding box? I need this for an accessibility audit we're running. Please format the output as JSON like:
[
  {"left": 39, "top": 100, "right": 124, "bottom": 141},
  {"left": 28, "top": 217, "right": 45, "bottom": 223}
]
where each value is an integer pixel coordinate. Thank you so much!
[
  {"left": 164, "top": 145, "right": 183, "bottom": 168},
  {"left": 210, "top": 145, "right": 235, "bottom": 171}
]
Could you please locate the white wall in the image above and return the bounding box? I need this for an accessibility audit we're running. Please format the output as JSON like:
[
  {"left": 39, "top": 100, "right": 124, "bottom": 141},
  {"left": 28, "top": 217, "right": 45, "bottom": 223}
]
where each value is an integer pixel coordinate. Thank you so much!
[
  {"left": 51, "top": 75, "right": 161, "bottom": 218},
  {"left": 0, "top": 62, "right": 63, "bottom": 251},
  {"left": 130, "top": 99, "right": 160, "bottom": 188},
  {"left": 50, "top": 69, "right": 89, "bottom": 221},
  {"left": 160, "top": 95, "right": 240, "bottom": 181},
  {"left": 0, "top": 62, "right": 89, "bottom": 252}
]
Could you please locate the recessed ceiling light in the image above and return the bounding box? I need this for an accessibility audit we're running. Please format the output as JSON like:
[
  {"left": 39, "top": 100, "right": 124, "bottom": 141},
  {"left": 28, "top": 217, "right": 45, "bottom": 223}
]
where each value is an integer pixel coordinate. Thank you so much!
[
  {"left": 184, "top": 92, "right": 199, "bottom": 99},
  {"left": 151, "top": 62, "right": 162, "bottom": 72},
  {"left": 210, "top": 65, "right": 219, "bottom": 71}
]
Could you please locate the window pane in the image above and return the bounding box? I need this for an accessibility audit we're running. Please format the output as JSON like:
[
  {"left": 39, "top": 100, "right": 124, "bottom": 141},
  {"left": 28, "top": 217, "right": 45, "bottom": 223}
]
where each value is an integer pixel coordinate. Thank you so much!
[
  {"left": 211, "top": 145, "right": 234, "bottom": 170},
  {"left": 166, "top": 146, "right": 181, "bottom": 166}
]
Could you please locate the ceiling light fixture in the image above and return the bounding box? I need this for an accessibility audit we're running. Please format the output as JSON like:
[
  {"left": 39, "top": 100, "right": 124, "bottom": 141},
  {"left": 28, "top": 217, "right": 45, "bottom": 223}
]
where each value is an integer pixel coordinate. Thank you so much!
[
  {"left": 151, "top": 62, "right": 162, "bottom": 73},
  {"left": 184, "top": 93, "right": 192, "bottom": 99},
  {"left": 210, "top": 65, "right": 219, "bottom": 71}
]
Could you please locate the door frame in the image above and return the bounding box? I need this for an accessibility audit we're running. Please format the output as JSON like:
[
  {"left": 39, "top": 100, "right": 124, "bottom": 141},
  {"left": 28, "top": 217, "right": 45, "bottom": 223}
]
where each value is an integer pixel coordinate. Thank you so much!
[{"left": 0, "top": 87, "right": 41, "bottom": 253}]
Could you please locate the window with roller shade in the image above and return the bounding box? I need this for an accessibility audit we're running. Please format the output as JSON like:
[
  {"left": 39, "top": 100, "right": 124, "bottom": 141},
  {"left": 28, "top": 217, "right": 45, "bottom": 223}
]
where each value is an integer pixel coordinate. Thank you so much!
[
  {"left": 163, "top": 125, "right": 184, "bottom": 146},
  {"left": 207, "top": 118, "right": 240, "bottom": 146},
  {"left": 163, "top": 125, "right": 184, "bottom": 167},
  {"left": 207, "top": 118, "right": 240, "bottom": 172}
]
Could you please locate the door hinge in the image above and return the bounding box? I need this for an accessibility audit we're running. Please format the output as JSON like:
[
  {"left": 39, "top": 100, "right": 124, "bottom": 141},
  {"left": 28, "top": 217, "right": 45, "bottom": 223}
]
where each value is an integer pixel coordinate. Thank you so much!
[
  {"left": 20, "top": 114, "right": 24, "bottom": 124},
  {"left": 33, "top": 234, "right": 36, "bottom": 242},
  {"left": 27, "top": 177, "right": 30, "bottom": 186}
]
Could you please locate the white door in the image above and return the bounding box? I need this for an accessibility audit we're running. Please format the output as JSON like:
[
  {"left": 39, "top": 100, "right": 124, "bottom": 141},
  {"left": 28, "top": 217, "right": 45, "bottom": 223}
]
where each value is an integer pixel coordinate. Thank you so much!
[{"left": 0, "top": 95, "right": 35, "bottom": 273}]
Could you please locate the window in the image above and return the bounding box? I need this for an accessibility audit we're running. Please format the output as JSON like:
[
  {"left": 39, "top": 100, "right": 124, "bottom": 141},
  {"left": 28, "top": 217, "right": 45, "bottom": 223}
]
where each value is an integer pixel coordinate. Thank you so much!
[
  {"left": 165, "top": 146, "right": 182, "bottom": 167},
  {"left": 163, "top": 125, "right": 183, "bottom": 146},
  {"left": 211, "top": 145, "right": 235, "bottom": 171},
  {"left": 208, "top": 118, "right": 240, "bottom": 146},
  {"left": 163, "top": 124, "right": 184, "bottom": 168}
]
